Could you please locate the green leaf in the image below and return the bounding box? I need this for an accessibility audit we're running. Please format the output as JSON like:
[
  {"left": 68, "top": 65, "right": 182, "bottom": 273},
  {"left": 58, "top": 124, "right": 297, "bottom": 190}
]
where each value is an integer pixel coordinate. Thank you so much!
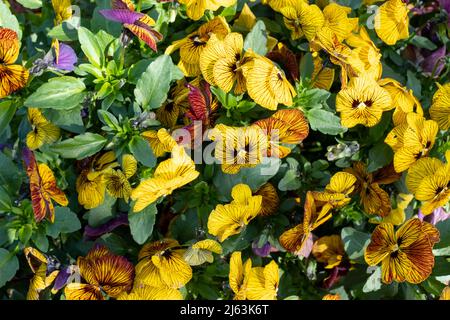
[
  {"left": 341, "top": 227, "right": 371, "bottom": 261},
  {"left": 0, "top": 1, "right": 21, "bottom": 40},
  {"left": 0, "top": 152, "right": 22, "bottom": 195},
  {"left": 129, "top": 203, "right": 157, "bottom": 245},
  {"left": 434, "top": 218, "right": 450, "bottom": 249},
  {"left": 48, "top": 21, "right": 79, "bottom": 42},
  {"left": 18, "top": 224, "right": 33, "bottom": 244},
  {"left": 49, "top": 133, "right": 107, "bottom": 159},
  {"left": 300, "top": 52, "right": 314, "bottom": 81},
  {"left": 46, "top": 207, "right": 81, "bottom": 238},
  {"left": 16, "top": 0, "right": 42, "bottom": 9},
  {"left": 0, "top": 186, "right": 12, "bottom": 212},
  {"left": 98, "top": 110, "right": 120, "bottom": 131},
  {"left": 87, "top": 194, "right": 117, "bottom": 227},
  {"left": 32, "top": 229, "right": 49, "bottom": 252},
  {"left": 0, "top": 101, "right": 16, "bottom": 137},
  {"left": 43, "top": 107, "right": 85, "bottom": 134},
  {"left": 134, "top": 55, "right": 184, "bottom": 110},
  {"left": 306, "top": 108, "right": 347, "bottom": 135},
  {"left": 129, "top": 135, "right": 156, "bottom": 168},
  {"left": 406, "top": 70, "right": 422, "bottom": 99},
  {"left": 213, "top": 157, "right": 281, "bottom": 201},
  {"left": 24, "top": 76, "right": 86, "bottom": 110},
  {"left": 244, "top": 20, "right": 267, "bottom": 56},
  {"left": 367, "top": 142, "right": 393, "bottom": 172},
  {"left": 78, "top": 27, "right": 104, "bottom": 68},
  {"left": 0, "top": 249, "right": 19, "bottom": 288},
  {"left": 410, "top": 35, "right": 438, "bottom": 51},
  {"left": 363, "top": 267, "right": 382, "bottom": 293},
  {"left": 278, "top": 170, "right": 301, "bottom": 191}
]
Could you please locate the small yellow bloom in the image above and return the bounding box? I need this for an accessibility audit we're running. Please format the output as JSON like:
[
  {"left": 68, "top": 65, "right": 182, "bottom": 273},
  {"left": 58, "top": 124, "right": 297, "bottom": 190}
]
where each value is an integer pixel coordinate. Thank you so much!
[
  {"left": 135, "top": 239, "right": 192, "bottom": 289},
  {"left": 76, "top": 151, "right": 119, "bottom": 209},
  {"left": 142, "top": 128, "right": 177, "bottom": 158},
  {"left": 229, "top": 251, "right": 252, "bottom": 300},
  {"left": 321, "top": 3, "right": 358, "bottom": 41},
  {"left": 209, "top": 124, "right": 268, "bottom": 174},
  {"left": 165, "top": 17, "right": 230, "bottom": 76},
  {"left": 179, "top": 0, "right": 236, "bottom": 21},
  {"left": 118, "top": 284, "right": 183, "bottom": 300},
  {"left": 26, "top": 108, "right": 60, "bottom": 150},
  {"left": 374, "top": 0, "right": 410, "bottom": 45},
  {"left": 280, "top": 1, "right": 325, "bottom": 41},
  {"left": 336, "top": 76, "right": 393, "bottom": 128},
  {"left": 103, "top": 154, "right": 137, "bottom": 202},
  {"left": 183, "top": 239, "right": 222, "bottom": 266},
  {"left": 386, "top": 113, "right": 439, "bottom": 172},
  {"left": 430, "top": 83, "right": 450, "bottom": 130},
  {"left": 241, "top": 51, "right": 296, "bottom": 110},
  {"left": 246, "top": 260, "right": 279, "bottom": 300},
  {"left": 131, "top": 145, "right": 199, "bottom": 212},
  {"left": 207, "top": 184, "right": 262, "bottom": 242},
  {"left": 406, "top": 152, "right": 450, "bottom": 215},
  {"left": 312, "top": 235, "right": 346, "bottom": 269}
]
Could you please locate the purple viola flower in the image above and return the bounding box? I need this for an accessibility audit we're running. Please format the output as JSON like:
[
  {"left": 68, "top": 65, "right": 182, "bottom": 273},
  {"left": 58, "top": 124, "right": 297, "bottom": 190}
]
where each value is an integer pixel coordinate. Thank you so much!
[
  {"left": 418, "top": 207, "right": 450, "bottom": 225},
  {"left": 53, "top": 43, "right": 77, "bottom": 72},
  {"left": 297, "top": 233, "right": 315, "bottom": 258},
  {"left": 83, "top": 213, "right": 129, "bottom": 241},
  {"left": 252, "top": 241, "right": 278, "bottom": 257},
  {"left": 421, "top": 46, "right": 447, "bottom": 77},
  {"left": 52, "top": 265, "right": 75, "bottom": 291}
]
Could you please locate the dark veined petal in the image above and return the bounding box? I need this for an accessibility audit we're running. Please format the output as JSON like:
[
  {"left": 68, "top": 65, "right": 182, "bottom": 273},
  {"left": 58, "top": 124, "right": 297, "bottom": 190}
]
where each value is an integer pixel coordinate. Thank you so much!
[
  {"left": 99, "top": 9, "right": 143, "bottom": 24},
  {"left": 365, "top": 223, "right": 396, "bottom": 266}
]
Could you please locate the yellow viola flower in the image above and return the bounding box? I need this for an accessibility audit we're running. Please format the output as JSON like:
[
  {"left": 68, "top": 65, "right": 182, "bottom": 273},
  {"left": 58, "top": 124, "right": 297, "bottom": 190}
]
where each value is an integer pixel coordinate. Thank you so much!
[
  {"left": 321, "top": 3, "right": 358, "bottom": 41},
  {"left": 103, "top": 154, "right": 137, "bottom": 202},
  {"left": 263, "top": 0, "right": 302, "bottom": 12},
  {"left": 311, "top": 56, "right": 335, "bottom": 90},
  {"left": 310, "top": 29, "right": 357, "bottom": 88},
  {"left": 142, "top": 128, "right": 177, "bottom": 158},
  {"left": 365, "top": 218, "right": 439, "bottom": 284},
  {"left": 179, "top": 0, "right": 236, "bottom": 21},
  {"left": 155, "top": 80, "right": 192, "bottom": 128},
  {"left": 378, "top": 78, "right": 423, "bottom": 126},
  {"left": 386, "top": 113, "right": 439, "bottom": 172},
  {"left": 229, "top": 251, "right": 252, "bottom": 300},
  {"left": 233, "top": 3, "right": 256, "bottom": 32},
  {"left": 374, "top": 0, "right": 410, "bottom": 45},
  {"left": 207, "top": 184, "right": 262, "bottom": 242},
  {"left": 26, "top": 108, "right": 60, "bottom": 150},
  {"left": 346, "top": 27, "right": 383, "bottom": 81},
  {"left": 336, "top": 76, "right": 393, "bottom": 128},
  {"left": 253, "top": 109, "right": 309, "bottom": 158},
  {"left": 135, "top": 239, "right": 192, "bottom": 289},
  {"left": 183, "top": 239, "right": 222, "bottom": 266},
  {"left": 323, "top": 293, "right": 341, "bottom": 300},
  {"left": 51, "top": 0, "right": 72, "bottom": 25},
  {"left": 200, "top": 33, "right": 248, "bottom": 95},
  {"left": 279, "top": 192, "right": 332, "bottom": 254},
  {"left": 312, "top": 235, "right": 346, "bottom": 269},
  {"left": 370, "top": 193, "right": 414, "bottom": 225},
  {"left": 406, "top": 152, "right": 450, "bottom": 215},
  {"left": 344, "top": 162, "right": 400, "bottom": 216},
  {"left": 0, "top": 28, "right": 29, "bottom": 99},
  {"left": 440, "top": 286, "right": 450, "bottom": 300},
  {"left": 280, "top": 1, "right": 325, "bottom": 41},
  {"left": 254, "top": 183, "right": 280, "bottom": 216},
  {"left": 246, "top": 260, "right": 280, "bottom": 300},
  {"left": 76, "top": 151, "right": 119, "bottom": 209},
  {"left": 209, "top": 124, "right": 267, "bottom": 174},
  {"left": 165, "top": 17, "right": 230, "bottom": 76},
  {"left": 24, "top": 247, "right": 60, "bottom": 300},
  {"left": 241, "top": 50, "right": 296, "bottom": 110},
  {"left": 430, "top": 83, "right": 450, "bottom": 130},
  {"left": 312, "top": 171, "right": 356, "bottom": 210},
  {"left": 65, "top": 245, "right": 135, "bottom": 300},
  {"left": 131, "top": 145, "right": 199, "bottom": 212},
  {"left": 118, "top": 284, "right": 183, "bottom": 300}
]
